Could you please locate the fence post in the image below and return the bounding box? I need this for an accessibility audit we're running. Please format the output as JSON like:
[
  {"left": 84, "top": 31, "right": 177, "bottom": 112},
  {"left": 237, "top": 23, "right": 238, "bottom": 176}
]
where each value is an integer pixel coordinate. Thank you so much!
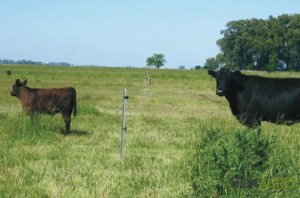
[
  {"left": 120, "top": 89, "right": 128, "bottom": 161},
  {"left": 144, "top": 71, "right": 151, "bottom": 88}
]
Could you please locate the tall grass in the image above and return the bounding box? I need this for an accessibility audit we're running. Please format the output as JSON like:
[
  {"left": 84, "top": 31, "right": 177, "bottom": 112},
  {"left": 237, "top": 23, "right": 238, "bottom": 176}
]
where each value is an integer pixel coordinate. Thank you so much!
[
  {"left": 190, "top": 126, "right": 299, "bottom": 197},
  {"left": 0, "top": 65, "right": 299, "bottom": 197}
]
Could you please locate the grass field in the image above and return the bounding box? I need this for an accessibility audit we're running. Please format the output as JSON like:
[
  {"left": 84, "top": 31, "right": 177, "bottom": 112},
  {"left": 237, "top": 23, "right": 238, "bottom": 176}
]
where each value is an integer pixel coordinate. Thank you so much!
[{"left": 0, "top": 65, "right": 299, "bottom": 197}]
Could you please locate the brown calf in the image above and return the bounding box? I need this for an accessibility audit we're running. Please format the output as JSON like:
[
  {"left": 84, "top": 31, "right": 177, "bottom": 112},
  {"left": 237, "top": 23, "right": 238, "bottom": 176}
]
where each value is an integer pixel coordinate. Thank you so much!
[{"left": 10, "top": 79, "right": 77, "bottom": 135}]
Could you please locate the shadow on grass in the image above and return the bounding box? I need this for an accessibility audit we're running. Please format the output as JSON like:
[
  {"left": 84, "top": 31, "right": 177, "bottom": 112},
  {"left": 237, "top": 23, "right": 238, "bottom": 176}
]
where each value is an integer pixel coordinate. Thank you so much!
[
  {"left": 70, "top": 129, "right": 89, "bottom": 136},
  {"left": 59, "top": 128, "right": 89, "bottom": 136}
]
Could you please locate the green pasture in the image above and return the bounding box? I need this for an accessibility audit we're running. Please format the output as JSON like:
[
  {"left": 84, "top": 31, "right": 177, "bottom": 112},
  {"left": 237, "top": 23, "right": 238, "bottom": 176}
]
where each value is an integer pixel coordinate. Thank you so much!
[{"left": 0, "top": 65, "right": 299, "bottom": 197}]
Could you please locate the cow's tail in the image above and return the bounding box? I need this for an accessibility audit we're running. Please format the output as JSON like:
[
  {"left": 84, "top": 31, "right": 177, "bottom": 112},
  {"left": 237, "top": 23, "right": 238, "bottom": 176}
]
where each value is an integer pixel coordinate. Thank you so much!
[{"left": 72, "top": 88, "right": 77, "bottom": 117}]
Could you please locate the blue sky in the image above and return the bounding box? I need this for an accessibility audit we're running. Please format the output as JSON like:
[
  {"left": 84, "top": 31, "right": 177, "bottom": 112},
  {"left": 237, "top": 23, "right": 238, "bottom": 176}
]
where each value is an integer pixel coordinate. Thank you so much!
[{"left": 1, "top": 0, "right": 300, "bottom": 68}]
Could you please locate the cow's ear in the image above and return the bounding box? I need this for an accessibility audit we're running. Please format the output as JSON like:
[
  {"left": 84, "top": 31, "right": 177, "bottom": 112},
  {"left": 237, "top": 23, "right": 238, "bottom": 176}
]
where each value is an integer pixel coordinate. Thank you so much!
[
  {"left": 232, "top": 70, "right": 241, "bottom": 81},
  {"left": 23, "top": 80, "right": 27, "bottom": 86},
  {"left": 16, "top": 79, "right": 21, "bottom": 85},
  {"left": 208, "top": 70, "right": 217, "bottom": 78}
]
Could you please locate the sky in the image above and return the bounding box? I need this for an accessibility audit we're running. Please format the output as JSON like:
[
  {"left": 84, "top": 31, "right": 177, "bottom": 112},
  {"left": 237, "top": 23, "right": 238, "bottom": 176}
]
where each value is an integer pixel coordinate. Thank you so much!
[{"left": 1, "top": 0, "right": 300, "bottom": 69}]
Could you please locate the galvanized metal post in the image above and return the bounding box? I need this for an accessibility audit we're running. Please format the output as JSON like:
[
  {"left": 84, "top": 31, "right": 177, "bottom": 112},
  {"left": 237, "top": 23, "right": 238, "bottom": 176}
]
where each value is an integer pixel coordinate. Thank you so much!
[{"left": 120, "top": 89, "right": 128, "bottom": 161}]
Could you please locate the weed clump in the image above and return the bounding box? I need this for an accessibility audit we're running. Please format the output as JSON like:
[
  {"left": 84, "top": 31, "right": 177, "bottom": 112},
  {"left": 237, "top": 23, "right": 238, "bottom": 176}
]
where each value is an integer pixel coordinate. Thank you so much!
[{"left": 191, "top": 128, "right": 281, "bottom": 197}]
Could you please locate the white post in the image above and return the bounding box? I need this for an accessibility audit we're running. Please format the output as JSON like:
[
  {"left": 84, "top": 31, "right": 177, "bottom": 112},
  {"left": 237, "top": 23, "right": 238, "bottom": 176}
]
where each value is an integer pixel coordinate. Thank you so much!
[
  {"left": 120, "top": 89, "right": 128, "bottom": 161},
  {"left": 144, "top": 78, "right": 147, "bottom": 88},
  {"left": 144, "top": 71, "right": 151, "bottom": 88}
]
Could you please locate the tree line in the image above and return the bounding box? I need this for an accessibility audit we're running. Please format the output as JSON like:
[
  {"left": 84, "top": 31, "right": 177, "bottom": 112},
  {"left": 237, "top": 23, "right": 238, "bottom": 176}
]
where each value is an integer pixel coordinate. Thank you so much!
[
  {"left": 0, "top": 59, "right": 44, "bottom": 65},
  {"left": 0, "top": 59, "right": 71, "bottom": 66},
  {"left": 204, "top": 14, "right": 300, "bottom": 71}
]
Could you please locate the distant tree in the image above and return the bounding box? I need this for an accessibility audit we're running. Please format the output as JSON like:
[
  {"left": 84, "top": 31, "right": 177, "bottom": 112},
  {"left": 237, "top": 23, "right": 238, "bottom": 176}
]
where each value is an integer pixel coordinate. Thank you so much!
[
  {"left": 146, "top": 54, "right": 166, "bottom": 69},
  {"left": 0, "top": 59, "right": 45, "bottom": 65},
  {"left": 179, "top": 65, "right": 185, "bottom": 70},
  {"left": 203, "top": 57, "right": 219, "bottom": 69},
  {"left": 203, "top": 53, "right": 225, "bottom": 69},
  {"left": 194, "top": 65, "right": 201, "bottom": 70},
  {"left": 47, "top": 62, "right": 71, "bottom": 66}
]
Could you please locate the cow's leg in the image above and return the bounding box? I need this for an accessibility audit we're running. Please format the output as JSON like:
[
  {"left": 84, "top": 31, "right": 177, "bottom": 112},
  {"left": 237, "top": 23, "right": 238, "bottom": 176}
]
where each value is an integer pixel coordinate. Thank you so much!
[
  {"left": 245, "top": 119, "right": 261, "bottom": 128},
  {"left": 62, "top": 112, "right": 71, "bottom": 135},
  {"left": 238, "top": 113, "right": 261, "bottom": 128}
]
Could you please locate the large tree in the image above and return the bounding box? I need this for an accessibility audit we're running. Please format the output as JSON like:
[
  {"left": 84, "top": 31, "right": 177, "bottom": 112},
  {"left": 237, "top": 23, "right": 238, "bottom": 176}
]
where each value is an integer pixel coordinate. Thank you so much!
[
  {"left": 146, "top": 54, "right": 166, "bottom": 69},
  {"left": 213, "top": 14, "right": 300, "bottom": 71}
]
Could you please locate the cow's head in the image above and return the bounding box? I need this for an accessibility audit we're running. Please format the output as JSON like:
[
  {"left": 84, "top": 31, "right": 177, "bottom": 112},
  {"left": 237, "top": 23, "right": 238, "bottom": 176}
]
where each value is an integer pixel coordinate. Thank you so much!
[
  {"left": 10, "top": 79, "right": 27, "bottom": 97},
  {"left": 208, "top": 69, "right": 241, "bottom": 96}
]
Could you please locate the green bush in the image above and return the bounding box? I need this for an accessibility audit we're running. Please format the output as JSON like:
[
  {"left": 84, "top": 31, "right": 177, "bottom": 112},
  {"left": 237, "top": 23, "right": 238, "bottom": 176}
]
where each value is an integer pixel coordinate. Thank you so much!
[{"left": 191, "top": 128, "right": 275, "bottom": 197}]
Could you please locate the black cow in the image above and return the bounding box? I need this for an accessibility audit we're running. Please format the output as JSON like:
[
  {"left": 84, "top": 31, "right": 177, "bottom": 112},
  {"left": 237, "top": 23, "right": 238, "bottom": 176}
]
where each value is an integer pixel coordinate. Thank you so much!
[
  {"left": 10, "top": 79, "right": 77, "bottom": 135},
  {"left": 208, "top": 69, "right": 300, "bottom": 127}
]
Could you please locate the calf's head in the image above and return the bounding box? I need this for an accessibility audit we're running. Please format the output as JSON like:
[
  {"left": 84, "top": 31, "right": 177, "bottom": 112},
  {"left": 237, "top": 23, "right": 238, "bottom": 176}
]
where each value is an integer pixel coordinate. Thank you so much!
[
  {"left": 208, "top": 69, "right": 241, "bottom": 96},
  {"left": 11, "top": 79, "right": 27, "bottom": 97}
]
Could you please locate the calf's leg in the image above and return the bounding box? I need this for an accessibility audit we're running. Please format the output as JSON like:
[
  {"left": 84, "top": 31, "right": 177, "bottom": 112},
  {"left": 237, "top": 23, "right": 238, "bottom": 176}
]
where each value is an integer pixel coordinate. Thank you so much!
[{"left": 61, "top": 112, "right": 71, "bottom": 135}]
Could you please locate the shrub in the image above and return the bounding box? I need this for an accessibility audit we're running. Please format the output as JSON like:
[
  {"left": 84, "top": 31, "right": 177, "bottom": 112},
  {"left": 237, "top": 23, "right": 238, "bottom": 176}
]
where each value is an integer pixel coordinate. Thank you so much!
[{"left": 191, "top": 128, "right": 274, "bottom": 197}]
